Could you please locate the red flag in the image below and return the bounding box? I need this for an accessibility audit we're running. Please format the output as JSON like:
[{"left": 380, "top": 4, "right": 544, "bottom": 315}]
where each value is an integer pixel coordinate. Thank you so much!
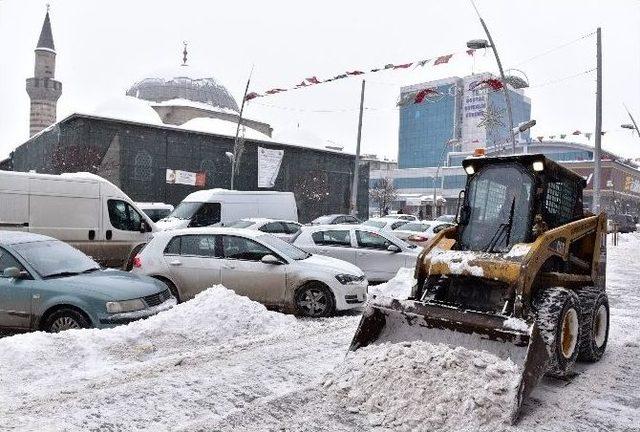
[
  {"left": 393, "top": 62, "right": 413, "bottom": 69},
  {"left": 265, "top": 88, "right": 286, "bottom": 94},
  {"left": 306, "top": 76, "right": 321, "bottom": 84},
  {"left": 346, "top": 70, "right": 364, "bottom": 75},
  {"left": 434, "top": 54, "right": 453, "bottom": 65},
  {"left": 244, "top": 92, "right": 260, "bottom": 101},
  {"left": 466, "top": 49, "right": 475, "bottom": 56},
  {"left": 414, "top": 88, "right": 438, "bottom": 103},
  {"left": 484, "top": 78, "right": 503, "bottom": 91}
]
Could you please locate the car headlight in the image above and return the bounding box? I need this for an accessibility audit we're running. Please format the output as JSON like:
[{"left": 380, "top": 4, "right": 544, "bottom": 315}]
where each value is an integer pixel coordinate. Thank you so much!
[
  {"left": 335, "top": 274, "right": 364, "bottom": 285},
  {"left": 106, "top": 298, "right": 146, "bottom": 313}
]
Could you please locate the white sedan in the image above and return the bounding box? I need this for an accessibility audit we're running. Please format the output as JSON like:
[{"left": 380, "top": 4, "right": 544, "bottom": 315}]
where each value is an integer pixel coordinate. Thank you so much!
[
  {"left": 361, "top": 217, "right": 411, "bottom": 232},
  {"left": 131, "top": 227, "right": 367, "bottom": 317},
  {"left": 224, "top": 218, "right": 302, "bottom": 242},
  {"left": 392, "top": 220, "right": 456, "bottom": 246},
  {"left": 293, "top": 225, "right": 420, "bottom": 283}
]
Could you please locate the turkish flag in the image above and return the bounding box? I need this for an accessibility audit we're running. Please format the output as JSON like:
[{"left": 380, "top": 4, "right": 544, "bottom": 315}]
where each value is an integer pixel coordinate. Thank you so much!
[
  {"left": 434, "top": 54, "right": 453, "bottom": 65},
  {"left": 393, "top": 63, "right": 413, "bottom": 69},
  {"left": 244, "top": 92, "right": 260, "bottom": 101},
  {"left": 306, "top": 76, "right": 321, "bottom": 84},
  {"left": 346, "top": 70, "right": 364, "bottom": 75}
]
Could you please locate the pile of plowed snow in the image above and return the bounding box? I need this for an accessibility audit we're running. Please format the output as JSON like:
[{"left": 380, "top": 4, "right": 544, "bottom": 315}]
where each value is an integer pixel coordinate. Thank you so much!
[
  {"left": 0, "top": 287, "right": 295, "bottom": 384},
  {"left": 324, "top": 341, "right": 522, "bottom": 431}
]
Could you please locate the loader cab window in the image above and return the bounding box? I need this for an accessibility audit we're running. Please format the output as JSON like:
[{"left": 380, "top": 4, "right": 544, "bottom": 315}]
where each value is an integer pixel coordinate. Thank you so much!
[
  {"left": 459, "top": 164, "right": 534, "bottom": 252},
  {"left": 543, "top": 178, "right": 582, "bottom": 228}
]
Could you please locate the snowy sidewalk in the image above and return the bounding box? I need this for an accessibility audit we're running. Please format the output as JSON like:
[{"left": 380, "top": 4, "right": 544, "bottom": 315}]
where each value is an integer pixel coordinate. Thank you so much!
[{"left": 0, "top": 234, "right": 639, "bottom": 431}]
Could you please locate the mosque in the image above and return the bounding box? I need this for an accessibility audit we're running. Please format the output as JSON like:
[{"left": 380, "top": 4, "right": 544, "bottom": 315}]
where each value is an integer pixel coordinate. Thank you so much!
[{"left": 5, "top": 10, "right": 368, "bottom": 222}]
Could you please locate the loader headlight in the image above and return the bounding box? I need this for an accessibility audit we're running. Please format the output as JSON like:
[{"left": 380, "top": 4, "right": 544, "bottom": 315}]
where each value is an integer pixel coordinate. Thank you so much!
[
  {"left": 464, "top": 165, "right": 475, "bottom": 175},
  {"left": 106, "top": 299, "right": 146, "bottom": 313},
  {"left": 335, "top": 274, "right": 364, "bottom": 285},
  {"left": 532, "top": 161, "right": 544, "bottom": 172}
]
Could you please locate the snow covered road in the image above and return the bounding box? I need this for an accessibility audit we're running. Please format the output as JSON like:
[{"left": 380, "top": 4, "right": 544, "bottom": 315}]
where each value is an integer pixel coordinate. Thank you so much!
[{"left": 1, "top": 234, "right": 639, "bottom": 431}]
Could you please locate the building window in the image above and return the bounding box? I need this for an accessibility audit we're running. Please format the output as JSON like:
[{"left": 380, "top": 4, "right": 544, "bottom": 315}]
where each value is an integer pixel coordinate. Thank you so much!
[{"left": 134, "top": 150, "right": 153, "bottom": 181}]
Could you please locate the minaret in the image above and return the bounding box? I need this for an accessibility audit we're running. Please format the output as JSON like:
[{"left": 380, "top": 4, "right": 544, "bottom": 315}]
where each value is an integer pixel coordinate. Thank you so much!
[{"left": 26, "top": 7, "right": 62, "bottom": 137}]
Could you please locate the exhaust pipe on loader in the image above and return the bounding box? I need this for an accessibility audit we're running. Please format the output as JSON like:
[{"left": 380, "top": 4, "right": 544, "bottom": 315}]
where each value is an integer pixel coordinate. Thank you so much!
[{"left": 349, "top": 298, "right": 549, "bottom": 424}]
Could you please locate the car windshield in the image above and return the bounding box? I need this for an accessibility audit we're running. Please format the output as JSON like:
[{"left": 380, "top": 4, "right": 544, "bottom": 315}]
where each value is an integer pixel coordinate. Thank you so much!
[
  {"left": 226, "top": 220, "right": 255, "bottom": 228},
  {"left": 396, "top": 222, "right": 431, "bottom": 232},
  {"left": 363, "top": 220, "right": 386, "bottom": 228},
  {"left": 166, "top": 202, "right": 202, "bottom": 220},
  {"left": 258, "top": 234, "right": 310, "bottom": 260},
  {"left": 311, "top": 215, "right": 333, "bottom": 224},
  {"left": 12, "top": 240, "right": 100, "bottom": 278}
]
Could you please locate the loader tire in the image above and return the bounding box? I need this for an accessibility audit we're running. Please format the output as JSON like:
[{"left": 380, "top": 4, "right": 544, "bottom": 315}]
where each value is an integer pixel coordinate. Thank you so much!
[
  {"left": 533, "top": 287, "right": 581, "bottom": 378},
  {"left": 577, "top": 287, "right": 609, "bottom": 362}
]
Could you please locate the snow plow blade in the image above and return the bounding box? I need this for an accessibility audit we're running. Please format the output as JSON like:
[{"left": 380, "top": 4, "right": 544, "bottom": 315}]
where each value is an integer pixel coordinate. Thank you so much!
[{"left": 349, "top": 298, "right": 549, "bottom": 424}]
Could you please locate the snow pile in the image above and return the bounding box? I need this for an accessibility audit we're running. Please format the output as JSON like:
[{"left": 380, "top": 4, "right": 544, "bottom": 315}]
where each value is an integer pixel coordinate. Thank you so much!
[
  {"left": 368, "top": 267, "right": 416, "bottom": 299},
  {"left": 503, "top": 317, "right": 530, "bottom": 332},
  {"left": 0, "top": 287, "right": 295, "bottom": 387},
  {"left": 90, "top": 95, "right": 163, "bottom": 125},
  {"left": 325, "top": 341, "right": 521, "bottom": 431},
  {"left": 179, "top": 117, "right": 272, "bottom": 140},
  {"left": 504, "top": 244, "right": 531, "bottom": 259}
]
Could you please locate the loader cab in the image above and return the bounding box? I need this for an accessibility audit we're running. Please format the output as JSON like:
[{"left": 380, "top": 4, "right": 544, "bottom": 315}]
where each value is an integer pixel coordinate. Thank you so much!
[{"left": 458, "top": 154, "right": 585, "bottom": 253}]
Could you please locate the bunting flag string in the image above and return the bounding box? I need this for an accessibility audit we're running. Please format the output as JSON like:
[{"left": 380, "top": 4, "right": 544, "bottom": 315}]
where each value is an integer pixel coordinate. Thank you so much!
[
  {"left": 245, "top": 47, "right": 475, "bottom": 103},
  {"left": 534, "top": 130, "right": 606, "bottom": 143}
]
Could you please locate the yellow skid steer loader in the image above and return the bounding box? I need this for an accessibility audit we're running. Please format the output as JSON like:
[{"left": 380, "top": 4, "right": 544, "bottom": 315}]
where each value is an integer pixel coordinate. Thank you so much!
[{"left": 350, "top": 154, "right": 609, "bottom": 423}]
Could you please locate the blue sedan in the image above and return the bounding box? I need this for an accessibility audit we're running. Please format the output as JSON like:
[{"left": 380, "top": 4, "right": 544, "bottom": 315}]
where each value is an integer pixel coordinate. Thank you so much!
[{"left": 0, "top": 231, "right": 175, "bottom": 333}]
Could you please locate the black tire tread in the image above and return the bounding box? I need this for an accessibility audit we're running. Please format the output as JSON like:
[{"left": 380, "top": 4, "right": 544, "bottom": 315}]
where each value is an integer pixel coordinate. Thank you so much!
[
  {"left": 577, "top": 286, "right": 609, "bottom": 362},
  {"left": 533, "top": 287, "right": 581, "bottom": 378}
]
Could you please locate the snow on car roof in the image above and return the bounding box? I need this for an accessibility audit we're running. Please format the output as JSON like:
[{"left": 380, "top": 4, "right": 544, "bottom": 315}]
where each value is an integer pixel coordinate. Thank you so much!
[
  {"left": 0, "top": 231, "right": 55, "bottom": 245},
  {"left": 159, "top": 227, "right": 266, "bottom": 238}
]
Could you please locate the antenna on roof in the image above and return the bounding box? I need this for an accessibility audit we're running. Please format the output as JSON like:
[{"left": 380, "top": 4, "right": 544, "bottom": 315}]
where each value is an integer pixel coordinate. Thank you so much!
[{"left": 182, "top": 41, "right": 188, "bottom": 66}]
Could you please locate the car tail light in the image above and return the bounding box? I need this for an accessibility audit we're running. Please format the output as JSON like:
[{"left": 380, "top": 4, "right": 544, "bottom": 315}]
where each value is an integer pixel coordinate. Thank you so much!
[
  {"left": 133, "top": 255, "right": 142, "bottom": 268},
  {"left": 408, "top": 234, "right": 428, "bottom": 242}
]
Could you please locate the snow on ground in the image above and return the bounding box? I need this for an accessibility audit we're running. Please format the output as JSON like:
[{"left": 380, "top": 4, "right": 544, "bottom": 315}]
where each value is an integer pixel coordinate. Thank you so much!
[{"left": 1, "top": 234, "right": 640, "bottom": 431}]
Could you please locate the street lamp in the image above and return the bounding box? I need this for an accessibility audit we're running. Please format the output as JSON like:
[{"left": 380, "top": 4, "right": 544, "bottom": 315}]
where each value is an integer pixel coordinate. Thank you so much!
[
  {"left": 225, "top": 152, "right": 235, "bottom": 190},
  {"left": 432, "top": 138, "right": 459, "bottom": 218},
  {"left": 621, "top": 124, "right": 635, "bottom": 130},
  {"left": 467, "top": 6, "right": 516, "bottom": 154}
]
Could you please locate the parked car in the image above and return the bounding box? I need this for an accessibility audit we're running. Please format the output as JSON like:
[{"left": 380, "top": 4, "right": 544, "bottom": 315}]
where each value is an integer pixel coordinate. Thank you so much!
[
  {"left": 156, "top": 189, "right": 298, "bottom": 230},
  {"left": 362, "top": 217, "right": 410, "bottom": 232},
  {"left": 392, "top": 220, "right": 456, "bottom": 247},
  {"left": 131, "top": 228, "right": 367, "bottom": 317},
  {"left": 136, "top": 202, "right": 174, "bottom": 222},
  {"left": 0, "top": 170, "right": 156, "bottom": 269},
  {"left": 386, "top": 213, "right": 419, "bottom": 222},
  {"left": 436, "top": 214, "right": 457, "bottom": 223},
  {"left": 224, "top": 218, "right": 302, "bottom": 242},
  {"left": 0, "top": 231, "right": 175, "bottom": 333},
  {"left": 310, "top": 214, "right": 361, "bottom": 225},
  {"left": 293, "top": 225, "right": 420, "bottom": 283},
  {"left": 608, "top": 214, "right": 637, "bottom": 233}
]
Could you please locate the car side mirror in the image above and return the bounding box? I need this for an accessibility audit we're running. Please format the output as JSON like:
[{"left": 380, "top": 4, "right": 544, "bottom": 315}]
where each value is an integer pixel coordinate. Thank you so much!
[
  {"left": 3, "top": 267, "right": 21, "bottom": 279},
  {"left": 387, "top": 244, "right": 401, "bottom": 253},
  {"left": 140, "top": 220, "right": 151, "bottom": 233},
  {"left": 261, "top": 254, "right": 283, "bottom": 265}
]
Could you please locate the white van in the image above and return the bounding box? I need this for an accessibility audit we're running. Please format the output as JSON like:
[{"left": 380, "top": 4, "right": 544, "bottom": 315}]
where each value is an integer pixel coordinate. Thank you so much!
[
  {"left": 156, "top": 189, "right": 298, "bottom": 230},
  {"left": 0, "top": 170, "right": 155, "bottom": 269},
  {"left": 136, "top": 202, "right": 174, "bottom": 223}
]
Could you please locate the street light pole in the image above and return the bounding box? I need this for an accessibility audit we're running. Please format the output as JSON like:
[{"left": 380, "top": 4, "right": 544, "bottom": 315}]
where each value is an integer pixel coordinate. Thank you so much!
[
  {"left": 350, "top": 80, "right": 366, "bottom": 216},
  {"left": 468, "top": 3, "right": 516, "bottom": 154},
  {"left": 432, "top": 139, "right": 458, "bottom": 218},
  {"left": 593, "top": 27, "right": 603, "bottom": 213}
]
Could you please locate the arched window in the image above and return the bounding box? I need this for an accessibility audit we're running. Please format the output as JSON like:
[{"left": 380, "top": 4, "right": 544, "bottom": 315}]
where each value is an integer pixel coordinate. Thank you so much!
[{"left": 134, "top": 150, "right": 153, "bottom": 181}]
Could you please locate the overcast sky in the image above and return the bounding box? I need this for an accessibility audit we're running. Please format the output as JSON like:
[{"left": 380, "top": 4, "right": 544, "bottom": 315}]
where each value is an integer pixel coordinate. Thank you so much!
[{"left": 1, "top": 0, "right": 640, "bottom": 161}]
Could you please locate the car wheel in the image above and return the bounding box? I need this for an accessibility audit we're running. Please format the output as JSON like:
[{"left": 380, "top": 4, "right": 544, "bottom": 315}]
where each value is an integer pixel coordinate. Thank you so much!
[
  {"left": 295, "top": 282, "right": 335, "bottom": 318},
  {"left": 44, "top": 308, "right": 91, "bottom": 333}
]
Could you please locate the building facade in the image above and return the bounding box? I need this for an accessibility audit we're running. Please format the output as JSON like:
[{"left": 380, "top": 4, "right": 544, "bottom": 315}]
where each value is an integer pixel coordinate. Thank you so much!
[{"left": 10, "top": 114, "right": 369, "bottom": 222}]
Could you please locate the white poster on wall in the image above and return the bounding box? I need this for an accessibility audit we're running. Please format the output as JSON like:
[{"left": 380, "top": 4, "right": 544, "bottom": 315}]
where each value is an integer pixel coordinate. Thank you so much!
[
  {"left": 166, "top": 169, "right": 205, "bottom": 186},
  {"left": 460, "top": 74, "right": 489, "bottom": 152},
  {"left": 258, "top": 147, "right": 284, "bottom": 188}
]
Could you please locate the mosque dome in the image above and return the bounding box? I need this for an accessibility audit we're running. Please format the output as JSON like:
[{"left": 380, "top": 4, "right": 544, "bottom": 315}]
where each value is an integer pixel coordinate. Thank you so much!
[{"left": 126, "top": 64, "right": 240, "bottom": 113}]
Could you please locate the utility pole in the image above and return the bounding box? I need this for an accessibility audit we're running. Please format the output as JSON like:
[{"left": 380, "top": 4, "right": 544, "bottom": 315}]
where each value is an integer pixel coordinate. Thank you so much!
[
  {"left": 350, "top": 80, "right": 366, "bottom": 216},
  {"left": 231, "top": 67, "right": 253, "bottom": 190},
  {"left": 593, "top": 27, "right": 602, "bottom": 213}
]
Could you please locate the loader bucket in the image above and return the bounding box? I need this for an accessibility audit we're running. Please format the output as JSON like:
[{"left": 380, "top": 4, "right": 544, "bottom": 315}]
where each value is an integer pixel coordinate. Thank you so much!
[{"left": 349, "top": 298, "right": 549, "bottom": 424}]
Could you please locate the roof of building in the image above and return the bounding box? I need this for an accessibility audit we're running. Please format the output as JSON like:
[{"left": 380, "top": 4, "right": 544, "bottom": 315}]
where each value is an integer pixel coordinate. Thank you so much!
[
  {"left": 126, "top": 64, "right": 239, "bottom": 112},
  {"left": 36, "top": 11, "right": 55, "bottom": 51}
]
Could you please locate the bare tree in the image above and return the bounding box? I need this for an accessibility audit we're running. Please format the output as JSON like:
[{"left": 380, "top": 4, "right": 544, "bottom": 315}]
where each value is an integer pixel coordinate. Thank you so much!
[{"left": 369, "top": 177, "right": 397, "bottom": 217}]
